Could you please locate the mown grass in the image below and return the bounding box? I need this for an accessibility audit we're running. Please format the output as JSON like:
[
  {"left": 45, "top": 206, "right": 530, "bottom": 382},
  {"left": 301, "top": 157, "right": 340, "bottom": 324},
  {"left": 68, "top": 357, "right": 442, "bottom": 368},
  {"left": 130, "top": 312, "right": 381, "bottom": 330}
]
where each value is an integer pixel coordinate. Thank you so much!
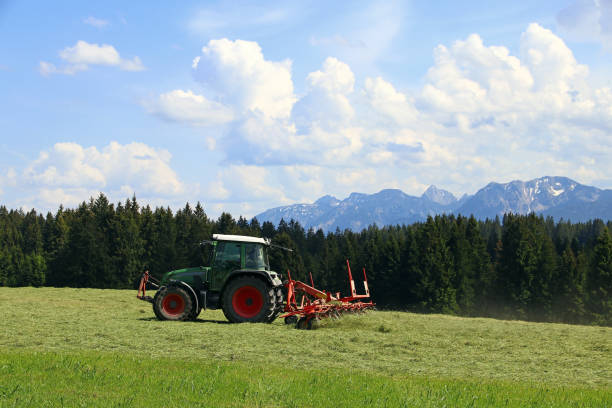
[{"left": 0, "top": 287, "right": 610, "bottom": 407}]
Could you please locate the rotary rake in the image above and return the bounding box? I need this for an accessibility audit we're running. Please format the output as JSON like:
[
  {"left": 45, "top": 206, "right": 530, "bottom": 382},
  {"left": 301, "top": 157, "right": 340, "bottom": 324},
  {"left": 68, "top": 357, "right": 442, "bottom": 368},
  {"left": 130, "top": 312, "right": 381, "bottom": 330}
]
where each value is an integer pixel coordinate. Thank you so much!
[{"left": 281, "top": 260, "right": 374, "bottom": 329}]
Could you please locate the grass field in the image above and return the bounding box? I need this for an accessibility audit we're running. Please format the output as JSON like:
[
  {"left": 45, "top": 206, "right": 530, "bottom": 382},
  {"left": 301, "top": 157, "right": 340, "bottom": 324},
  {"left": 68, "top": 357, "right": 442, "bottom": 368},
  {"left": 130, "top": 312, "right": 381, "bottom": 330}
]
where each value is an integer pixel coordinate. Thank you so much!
[{"left": 0, "top": 287, "right": 610, "bottom": 407}]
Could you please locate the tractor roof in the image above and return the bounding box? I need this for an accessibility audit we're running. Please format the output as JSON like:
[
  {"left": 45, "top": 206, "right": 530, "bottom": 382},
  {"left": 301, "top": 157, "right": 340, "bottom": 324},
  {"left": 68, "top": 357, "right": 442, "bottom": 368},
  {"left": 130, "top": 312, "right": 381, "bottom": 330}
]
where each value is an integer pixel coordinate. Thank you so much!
[{"left": 212, "top": 234, "right": 270, "bottom": 245}]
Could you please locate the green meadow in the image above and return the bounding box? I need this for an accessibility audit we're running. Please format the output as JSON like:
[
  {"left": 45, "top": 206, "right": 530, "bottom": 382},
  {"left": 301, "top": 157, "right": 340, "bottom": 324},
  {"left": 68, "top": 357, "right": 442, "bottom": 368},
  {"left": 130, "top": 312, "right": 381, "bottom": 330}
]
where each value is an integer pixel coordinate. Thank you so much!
[{"left": 1, "top": 287, "right": 610, "bottom": 407}]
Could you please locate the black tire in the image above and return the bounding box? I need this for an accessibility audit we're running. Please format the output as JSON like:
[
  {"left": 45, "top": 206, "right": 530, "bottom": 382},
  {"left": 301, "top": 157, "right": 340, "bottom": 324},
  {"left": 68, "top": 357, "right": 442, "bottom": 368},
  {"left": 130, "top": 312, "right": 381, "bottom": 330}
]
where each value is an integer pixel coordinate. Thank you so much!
[
  {"left": 296, "top": 317, "right": 312, "bottom": 330},
  {"left": 189, "top": 307, "right": 202, "bottom": 321},
  {"left": 153, "top": 286, "right": 193, "bottom": 321},
  {"left": 222, "top": 276, "right": 275, "bottom": 323},
  {"left": 284, "top": 315, "right": 298, "bottom": 325},
  {"left": 266, "top": 287, "right": 284, "bottom": 323}
]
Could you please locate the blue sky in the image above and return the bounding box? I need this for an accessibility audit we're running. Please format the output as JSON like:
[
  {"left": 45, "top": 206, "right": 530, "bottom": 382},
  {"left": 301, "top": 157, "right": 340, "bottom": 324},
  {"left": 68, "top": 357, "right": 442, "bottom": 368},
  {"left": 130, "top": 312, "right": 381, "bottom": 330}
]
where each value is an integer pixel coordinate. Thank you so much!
[{"left": 1, "top": 0, "right": 612, "bottom": 217}]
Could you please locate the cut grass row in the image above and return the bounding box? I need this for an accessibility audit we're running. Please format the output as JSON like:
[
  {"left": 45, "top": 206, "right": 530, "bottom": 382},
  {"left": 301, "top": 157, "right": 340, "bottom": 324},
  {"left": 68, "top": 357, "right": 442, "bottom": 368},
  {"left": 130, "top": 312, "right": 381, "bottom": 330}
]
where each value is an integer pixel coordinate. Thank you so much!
[{"left": 0, "top": 287, "right": 610, "bottom": 407}]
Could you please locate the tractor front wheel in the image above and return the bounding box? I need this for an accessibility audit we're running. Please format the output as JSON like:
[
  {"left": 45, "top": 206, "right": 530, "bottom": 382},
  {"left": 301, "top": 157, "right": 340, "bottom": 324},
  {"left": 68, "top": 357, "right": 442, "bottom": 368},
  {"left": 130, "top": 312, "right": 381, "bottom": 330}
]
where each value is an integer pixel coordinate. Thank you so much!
[
  {"left": 153, "top": 286, "right": 194, "bottom": 321},
  {"left": 222, "top": 276, "right": 275, "bottom": 323}
]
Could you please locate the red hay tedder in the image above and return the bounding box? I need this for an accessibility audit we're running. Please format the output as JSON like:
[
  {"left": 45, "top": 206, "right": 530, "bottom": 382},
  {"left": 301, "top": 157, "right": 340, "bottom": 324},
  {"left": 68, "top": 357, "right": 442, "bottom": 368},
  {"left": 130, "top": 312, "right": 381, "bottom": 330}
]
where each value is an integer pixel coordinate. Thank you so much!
[{"left": 281, "top": 259, "right": 375, "bottom": 329}]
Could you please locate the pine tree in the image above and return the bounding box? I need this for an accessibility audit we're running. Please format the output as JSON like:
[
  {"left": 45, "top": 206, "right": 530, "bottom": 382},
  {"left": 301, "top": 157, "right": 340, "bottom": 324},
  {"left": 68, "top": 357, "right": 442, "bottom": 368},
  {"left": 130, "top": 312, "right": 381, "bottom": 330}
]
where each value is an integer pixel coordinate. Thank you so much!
[
  {"left": 216, "top": 212, "right": 237, "bottom": 234},
  {"left": 587, "top": 227, "right": 612, "bottom": 325},
  {"left": 414, "top": 217, "right": 457, "bottom": 313},
  {"left": 110, "top": 201, "right": 145, "bottom": 288},
  {"left": 553, "top": 244, "right": 585, "bottom": 323},
  {"left": 261, "top": 221, "right": 276, "bottom": 239},
  {"left": 269, "top": 232, "right": 305, "bottom": 281}
]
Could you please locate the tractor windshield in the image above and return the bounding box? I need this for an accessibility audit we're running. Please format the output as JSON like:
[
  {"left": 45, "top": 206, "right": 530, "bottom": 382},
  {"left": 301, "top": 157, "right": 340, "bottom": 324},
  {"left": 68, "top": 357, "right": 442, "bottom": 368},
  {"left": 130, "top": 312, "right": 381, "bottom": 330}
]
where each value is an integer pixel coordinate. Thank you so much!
[{"left": 244, "top": 243, "right": 269, "bottom": 270}]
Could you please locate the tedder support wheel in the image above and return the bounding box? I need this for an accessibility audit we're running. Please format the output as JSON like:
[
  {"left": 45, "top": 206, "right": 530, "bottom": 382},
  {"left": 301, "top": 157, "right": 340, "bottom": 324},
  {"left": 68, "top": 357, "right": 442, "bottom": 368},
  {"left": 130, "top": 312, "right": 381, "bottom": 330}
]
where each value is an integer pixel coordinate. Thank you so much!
[
  {"left": 296, "top": 317, "right": 312, "bottom": 330},
  {"left": 222, "top": 276, "right": 276, "bottom": 323},
  {"left": 284, "top": 315, "right": 298, "bottom": 325},
  {"left": 153, "top": 286, "right": 194, "bottom": 321}
]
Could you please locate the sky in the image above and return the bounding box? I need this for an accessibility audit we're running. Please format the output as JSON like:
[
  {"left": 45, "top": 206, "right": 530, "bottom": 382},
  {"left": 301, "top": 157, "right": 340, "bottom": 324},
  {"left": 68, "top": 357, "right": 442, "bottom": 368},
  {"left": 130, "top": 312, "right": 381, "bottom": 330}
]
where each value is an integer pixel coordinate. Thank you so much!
[{"left": 1, "top": 0, "right": 612, "bottom": 218}]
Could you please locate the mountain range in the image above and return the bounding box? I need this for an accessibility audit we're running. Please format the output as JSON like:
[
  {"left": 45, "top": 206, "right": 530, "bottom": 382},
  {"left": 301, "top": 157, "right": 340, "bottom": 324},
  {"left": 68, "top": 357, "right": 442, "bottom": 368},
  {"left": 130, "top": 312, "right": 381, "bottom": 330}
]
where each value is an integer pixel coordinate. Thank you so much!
[{"left": 254, "top": 176, "right": 612, "bottom": 232}]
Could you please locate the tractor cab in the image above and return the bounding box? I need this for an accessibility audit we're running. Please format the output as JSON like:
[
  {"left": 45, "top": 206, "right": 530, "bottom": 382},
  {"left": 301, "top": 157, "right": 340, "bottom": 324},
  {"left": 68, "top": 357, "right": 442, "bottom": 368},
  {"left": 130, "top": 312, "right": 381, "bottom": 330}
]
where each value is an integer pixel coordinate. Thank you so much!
[{"left": 210, "top": 234, "right": 271, "bottom": 272}]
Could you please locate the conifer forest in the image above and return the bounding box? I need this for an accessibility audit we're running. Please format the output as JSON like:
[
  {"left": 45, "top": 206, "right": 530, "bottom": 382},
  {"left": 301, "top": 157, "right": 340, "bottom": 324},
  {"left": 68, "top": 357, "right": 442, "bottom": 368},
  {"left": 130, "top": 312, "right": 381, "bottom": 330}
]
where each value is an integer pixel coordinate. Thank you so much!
[{"left": 1, "top": 194, "right": 610, "bottom": 326}]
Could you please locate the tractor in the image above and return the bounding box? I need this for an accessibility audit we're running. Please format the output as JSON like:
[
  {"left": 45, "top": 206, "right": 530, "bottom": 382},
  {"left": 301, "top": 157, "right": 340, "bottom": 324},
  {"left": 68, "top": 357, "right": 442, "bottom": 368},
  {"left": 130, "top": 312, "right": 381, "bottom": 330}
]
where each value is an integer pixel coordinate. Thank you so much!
[{"left": 137, "top": 234, "right": 285, "bottom": 323}]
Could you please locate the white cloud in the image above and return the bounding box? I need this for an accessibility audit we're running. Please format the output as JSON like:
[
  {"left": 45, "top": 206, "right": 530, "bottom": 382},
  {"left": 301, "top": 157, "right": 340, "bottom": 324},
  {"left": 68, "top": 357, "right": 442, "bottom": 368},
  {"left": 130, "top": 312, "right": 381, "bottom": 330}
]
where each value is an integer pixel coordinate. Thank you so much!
[
  {"left": 145, "top": 24, "right": 612, "bottom": 216},
  {"left": 420, "top": 33, "right": 534, "bottom": 116},
  {"left": 83, "top": 16, "right": 109, "bottom": 28},
  {"left": 40, "top": 41, "right": 144, "bottom": 76},
  {"left": 39, "top": 61, "right": 87, "bottom": 76},
  {"left": 145, "top": 89, "right": 234, "bottom": 126},
  {"left": 20, "top": 142, "right": 184, "bottom": 208},
  {"left": 293, "top": 57, "right": 355, "bottom": 131},
  {"left": 209, "top": 165, "right": 289, "bottom": 205},
  {"left": 363, "top": 76, "right": 419, "bottom": 125},
  {"left": 193, "top": 39, "right": 295, "bottom": 119},
  {"left": 520, "top": 23, "right": 589, "bottom": 93}
]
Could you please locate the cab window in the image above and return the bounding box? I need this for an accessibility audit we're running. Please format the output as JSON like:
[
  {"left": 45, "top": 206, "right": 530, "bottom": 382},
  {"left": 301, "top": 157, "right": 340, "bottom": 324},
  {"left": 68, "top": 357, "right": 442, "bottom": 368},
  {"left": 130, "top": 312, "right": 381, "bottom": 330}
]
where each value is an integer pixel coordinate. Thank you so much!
[
  {"left": 214, "top": 242, "right": 241, "bottom": 271},
  {"left": 244, "top": 243, "right": 268, "bottom": 270}
]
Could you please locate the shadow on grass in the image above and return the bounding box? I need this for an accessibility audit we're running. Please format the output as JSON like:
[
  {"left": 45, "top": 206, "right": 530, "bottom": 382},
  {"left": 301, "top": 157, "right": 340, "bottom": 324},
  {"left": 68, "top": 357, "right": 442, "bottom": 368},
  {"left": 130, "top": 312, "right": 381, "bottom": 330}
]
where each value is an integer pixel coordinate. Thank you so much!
[
  {"left": 136, "top": 317, "right": 230, "bottom": 324},
  {"left": 194, "top": 319, "right": 231, "bottom": 324}
]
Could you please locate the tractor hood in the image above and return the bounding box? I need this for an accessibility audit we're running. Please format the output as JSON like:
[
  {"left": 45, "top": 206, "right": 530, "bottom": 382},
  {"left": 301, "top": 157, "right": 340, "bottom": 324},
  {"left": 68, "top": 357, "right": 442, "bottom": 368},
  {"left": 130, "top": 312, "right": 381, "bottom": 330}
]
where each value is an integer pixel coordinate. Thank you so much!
[{"left": 161, "top": 266, "right": 208, "bottom": 286}]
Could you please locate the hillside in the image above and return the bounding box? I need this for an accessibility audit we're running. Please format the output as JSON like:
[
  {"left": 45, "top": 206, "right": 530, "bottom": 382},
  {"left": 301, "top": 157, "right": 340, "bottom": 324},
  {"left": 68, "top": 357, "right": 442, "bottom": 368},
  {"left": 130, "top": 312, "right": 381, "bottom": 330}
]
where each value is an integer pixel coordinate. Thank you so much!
[{"left": 1, "top": 287, "right": 610, "bottom": 407}]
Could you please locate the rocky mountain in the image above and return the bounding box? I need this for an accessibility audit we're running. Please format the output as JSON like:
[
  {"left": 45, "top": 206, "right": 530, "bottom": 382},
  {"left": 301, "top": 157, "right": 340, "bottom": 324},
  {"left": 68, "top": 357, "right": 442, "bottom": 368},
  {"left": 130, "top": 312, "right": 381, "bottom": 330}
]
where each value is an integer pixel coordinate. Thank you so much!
[
  {"left": 254, "top": 176, "right": 612, "bottom": 232},
  {"left": 456, "top": 176, "right": 602, "bottom": 220}
]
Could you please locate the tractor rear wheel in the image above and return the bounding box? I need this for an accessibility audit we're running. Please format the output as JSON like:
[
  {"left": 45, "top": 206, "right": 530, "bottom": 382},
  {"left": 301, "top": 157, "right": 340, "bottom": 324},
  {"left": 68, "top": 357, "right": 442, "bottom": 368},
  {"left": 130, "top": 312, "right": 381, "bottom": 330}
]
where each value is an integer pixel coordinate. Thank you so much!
[
  {"left": 266, "top": 287, "right": 284, "bottom": 323},
  {"left": 153, "top": 286, "right": 194, "bottom": 321},
  {"left": 222, "top": 276, "right": 275, "bottom": 323}
]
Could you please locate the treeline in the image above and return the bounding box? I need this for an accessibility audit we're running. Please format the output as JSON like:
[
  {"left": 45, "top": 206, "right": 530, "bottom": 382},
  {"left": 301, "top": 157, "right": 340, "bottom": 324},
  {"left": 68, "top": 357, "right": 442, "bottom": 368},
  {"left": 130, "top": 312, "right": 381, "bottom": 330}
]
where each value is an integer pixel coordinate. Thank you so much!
[{"left": 1, "top": 194, "right": 611, "bottom": 326}]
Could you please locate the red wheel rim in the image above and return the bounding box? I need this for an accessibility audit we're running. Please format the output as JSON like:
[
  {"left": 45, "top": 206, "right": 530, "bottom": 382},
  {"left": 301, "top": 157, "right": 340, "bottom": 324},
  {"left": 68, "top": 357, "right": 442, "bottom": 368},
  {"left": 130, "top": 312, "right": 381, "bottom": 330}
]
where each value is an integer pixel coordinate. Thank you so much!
[
  {"left": 162, "top": 293, "right": 185, "bottom": 316},
  {"left": 232, "top": 285, "right": 264, "bottom": 318}
]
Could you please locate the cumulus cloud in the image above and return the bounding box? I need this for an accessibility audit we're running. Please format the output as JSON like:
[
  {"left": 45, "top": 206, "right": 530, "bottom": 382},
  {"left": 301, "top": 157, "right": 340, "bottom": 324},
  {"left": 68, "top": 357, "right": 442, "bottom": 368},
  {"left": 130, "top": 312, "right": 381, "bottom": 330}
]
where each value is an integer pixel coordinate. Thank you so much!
[
  {"left": 39, "top": 40, "right": 144, "bottom": 76},
  {"left": 193, "top": 39, "right": 295, "bottom": 118},
  {"left": 420, "top": 32, "right": 534, "bottom": 117},
  {"left": 520, "top": 23, "right": 589, "bottom": 94},
  {"left": 148, "top": 24, "right": 612, "bottom": 216},
  {"left": 19, "top": 142, "right": 184, "bottom": 208},
  {"left": 417, "top": 23, "right": 605, "bottom": 135},
  {"left": 145, "top": 89, "right": 234, "bottom": 126},
  {"left": 363, "top": 76, "right": 419, "bottom": 126},
  {"left": 293, "top": 57, "right": 355, "bottom": 131}
]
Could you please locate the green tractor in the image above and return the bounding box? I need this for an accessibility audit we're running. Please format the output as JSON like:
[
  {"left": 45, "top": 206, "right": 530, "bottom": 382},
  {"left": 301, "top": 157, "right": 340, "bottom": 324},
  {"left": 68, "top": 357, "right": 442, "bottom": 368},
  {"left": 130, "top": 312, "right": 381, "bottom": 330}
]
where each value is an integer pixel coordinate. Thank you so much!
[{"left": 137, "top": 234, "right": 285, "bottom": 323}]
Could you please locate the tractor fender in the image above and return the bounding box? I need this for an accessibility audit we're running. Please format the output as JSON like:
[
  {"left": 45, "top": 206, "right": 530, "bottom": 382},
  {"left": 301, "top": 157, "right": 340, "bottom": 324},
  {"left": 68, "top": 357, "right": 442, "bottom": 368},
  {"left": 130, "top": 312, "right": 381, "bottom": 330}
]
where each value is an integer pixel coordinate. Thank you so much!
[
  {"left": 168, "top": 280, "right": 199, "bottom": 314},
  {"left": 227, "top": 269, "right": 283, "bottom": 288}
]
